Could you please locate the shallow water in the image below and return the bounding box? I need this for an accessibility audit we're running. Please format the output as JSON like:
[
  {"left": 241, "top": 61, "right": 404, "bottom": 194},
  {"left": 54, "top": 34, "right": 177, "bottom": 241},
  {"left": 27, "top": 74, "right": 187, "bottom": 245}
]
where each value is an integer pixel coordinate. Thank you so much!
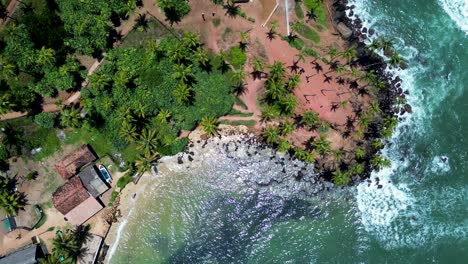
[{"left": 110, "top": 0, "right": 468, "bottom": 262}]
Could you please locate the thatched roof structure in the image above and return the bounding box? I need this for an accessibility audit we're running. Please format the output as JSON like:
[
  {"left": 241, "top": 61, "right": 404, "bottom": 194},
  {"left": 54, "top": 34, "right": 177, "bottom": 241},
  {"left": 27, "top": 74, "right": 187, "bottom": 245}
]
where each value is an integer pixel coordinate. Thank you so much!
[{"left": 55, "top": 145, "right": 97, "bottom": 179}]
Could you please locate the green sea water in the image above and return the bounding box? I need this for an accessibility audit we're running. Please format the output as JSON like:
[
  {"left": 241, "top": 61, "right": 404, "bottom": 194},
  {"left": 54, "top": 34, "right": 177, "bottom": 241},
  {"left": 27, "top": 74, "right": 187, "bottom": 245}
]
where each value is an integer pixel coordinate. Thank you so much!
[{"left": 109, "top": 0, "right": 468, "bottom": 263}]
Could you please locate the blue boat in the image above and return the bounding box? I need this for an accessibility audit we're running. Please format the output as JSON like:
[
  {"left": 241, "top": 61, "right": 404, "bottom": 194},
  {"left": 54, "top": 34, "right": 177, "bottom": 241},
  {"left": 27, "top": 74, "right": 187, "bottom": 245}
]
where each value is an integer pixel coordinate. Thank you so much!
[{"left": 98, "top": 164, "right": 112, "bottom": 183}]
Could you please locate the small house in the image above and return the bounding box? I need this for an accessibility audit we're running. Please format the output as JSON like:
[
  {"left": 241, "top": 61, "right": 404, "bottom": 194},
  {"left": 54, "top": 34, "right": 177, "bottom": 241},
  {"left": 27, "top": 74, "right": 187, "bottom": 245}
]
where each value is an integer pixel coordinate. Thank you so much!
[
  {"left": 78, "top": 165, "right": 109, "bottom": 198},
  {"left": 55, "top": 145, "right": 97, "bottom": 180},
  {"left": 0, "top": 244, "right": 45, "bottom": 264},
  {"left": 52, "top": 177, "right": 103, "bottom": 225}
]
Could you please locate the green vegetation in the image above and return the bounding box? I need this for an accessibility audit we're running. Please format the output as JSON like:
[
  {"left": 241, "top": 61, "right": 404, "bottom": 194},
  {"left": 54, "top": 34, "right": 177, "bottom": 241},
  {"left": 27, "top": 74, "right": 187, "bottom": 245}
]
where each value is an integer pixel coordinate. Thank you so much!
[
  {"left": 43, "top": 225, "right": 91, "bottom": 263},
  {"left": 156, "top": 0, "right": 191, "bottom": 25},
  {"left": 34, "top": 113, "right": 57, "bottom": 129},
  {"left": 108, "top": 190, "right": 119, "bottom": 206},
  {"left": 295, "top": 2, "right": 304, "bottom": 19},
  {"left": 292, "top": 22, "right": 320, "bottom": 43},
  {"left": 212, "top": 17, "right": 221, "bottom": 27},
  {"left": 0, "top": 176, "right": 24, "bottom": 216},
  {"left": 303, "top": 0, "right": 328, "bottom": 26},
  {"left": 220, "top": 120, "right": 256, "bottom": 126},
  {"left": 227, "top": 109, "right": 254, "bottom": 117},
  {"left": 234, "top": 97, "right": 248, "bottom": 110},
  {"left": 227, "top": 46, "right": 247, "bottom": 69},
  {"left": 117, "top": 174, "right": 133, "bottom": 189}
]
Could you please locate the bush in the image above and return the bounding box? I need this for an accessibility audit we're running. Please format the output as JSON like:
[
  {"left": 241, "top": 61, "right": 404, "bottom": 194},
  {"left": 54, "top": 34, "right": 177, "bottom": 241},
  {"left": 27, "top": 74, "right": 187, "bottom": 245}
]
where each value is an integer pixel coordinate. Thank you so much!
[
  {"left": 108, "top": 191, "right": 119, "bottom": 206},
  {"left": 212, "top": 17, "right": 221, "bottom": 27},
  {"left": 158, "top": 137, "right": 189, "bottom": 155},
  {"left": 117, "top": 174, "right": 133, "bottom": 189},
  {"left": 157, "top": 0, "right": 191, "bottom": 24},
  {"left": 227, "top": 46, "right": 247, "bottom": 69},
  {"left": 34, "top": 112, "right": 56, "bottom": 128}
]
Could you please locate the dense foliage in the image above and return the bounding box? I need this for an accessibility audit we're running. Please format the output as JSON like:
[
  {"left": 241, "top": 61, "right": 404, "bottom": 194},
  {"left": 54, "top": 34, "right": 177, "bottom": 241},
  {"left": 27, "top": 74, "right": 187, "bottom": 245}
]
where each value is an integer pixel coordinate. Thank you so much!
[
  {"left": 157, "top": 0, "right": 191, "bottom": 25},
  {"left": 83, "top": 34, "right": 234, "bottom": 156}
]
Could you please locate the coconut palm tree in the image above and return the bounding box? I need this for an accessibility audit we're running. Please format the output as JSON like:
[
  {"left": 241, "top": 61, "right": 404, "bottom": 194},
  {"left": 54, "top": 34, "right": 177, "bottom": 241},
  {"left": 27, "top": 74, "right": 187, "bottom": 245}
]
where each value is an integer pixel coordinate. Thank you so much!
[
  {"left": 0, "top": 192, "right": 24, "bottom": 217},
  {"left": 238, "top": 31, "right": 249, "bottom": 52},
  {"left": 60, "top": 107, "right": 81, "bottom": 128},
  {"left": 261, "top": 105, "right": 280, "bottom": 121},
  {"left": 182, "top": 32, "right": 200, "bottom": 50},
  {"left": 370, "top": 155, "right": 391, "bottom": 171},
  {"left": 195, "top": 47, "right": 209, "bottom": 67},
  {"left": 280, "top": 120, "right": 294, "bottom": 136},
  {"left": 224, "top": 1, "right": 240, "bottom": 18},
  {"left": 156, "top": 109, "right": 172, "bottom": 122},
  {"left": 294, "top": 148, "right": 316, "bottom": 163},
  {"left": 137, "top": 128, "right": 159, "bottom": 155},
  {"left": 265, "top": 79, "right": 286, "bottom": 102},
  {"left": 263, "top": 125, "right": 280, "bottom": 144},
  {"left": 36, "top": 46, "right": 55, "bottom": 66},
  {"left": 279, "top": 94, "right": 298, "bottom": 115},
  {"left": 268, "top": 61, "right": 286, "bottom": 81},
  {"left": 172, "top": 64, "right": 194, "bottom": 84},
  {"left": 119, "top": 122, "right": 138, "bottom": 143},
  {"left": 349, "top": 163, "right": 365, "bottom": 176},
  {"left": 327, "top": 47, "right": 339, "bottom": 61},
  {"left": 173, "top": 83, "right": 192, "bottom": 104},
  {"left": 135, "top": 152, "right": 159, "bottom": 173},
  {"left": 306, "top": 8, "right": 317, "bottom": 22},
  {"left": 300, "top": 111, "right": 320, "bottom": 127},
  {"left": 341, "top": 47, "right": 357, "bottom": 63},
  {"left": 332, "top": 169, "right": 350, "bottom": 186},
  {"left": 134, "top": 14, "right": 149, "bottom": 32},
  {"left": 252, "top": 56, "right": 265, "bottom": 80},
  {"left": 389, "top": 51, "right": 403, "bottom": 68},
  {"left": 39, "top": 253, "right": 61, "bottom": 264},
  {"left": 168, "top": 44, "right": 188, "bottom": 64},
  {"left": 232, "top": 68, "right": 247, "bottom": 85},
  {"left": 355, "top": 147, "right": 365, "bottom": 159},
  {"left": 277, "top": 139, "right": 291, "bottom": 152},
  {"left": 134, "top": 103, "right": 147, "bottom": 119},
  {"left": 0, "top": 94, "right": 16, "bottom": 115},
  {"left": 286, "top": 74, "right": 301, "bottom": 91},
  {"left": 368, "top": 101, "right": 382, "bottom": 116},
  {"left": 312, "top": 136, "right": 331, "bottom": 154},
  {"left": 200, "top": 116, "right": 218, "bottom": 136},
  {"left": 379, "top": 36, "right": 395, "bottom": 52}
]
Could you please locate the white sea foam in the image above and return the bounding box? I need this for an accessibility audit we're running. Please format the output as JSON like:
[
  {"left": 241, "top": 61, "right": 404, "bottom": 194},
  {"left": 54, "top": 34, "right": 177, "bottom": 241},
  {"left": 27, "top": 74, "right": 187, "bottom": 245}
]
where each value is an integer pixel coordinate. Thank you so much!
[
  {"left": 438, "top": 0, "right": 468, "bottom": 34},
  {"left": 106, "top": 208, "right": 134, "bottom": 263},
  {"left": 428, "top": 156, "right": 451, "bottom": 174}
]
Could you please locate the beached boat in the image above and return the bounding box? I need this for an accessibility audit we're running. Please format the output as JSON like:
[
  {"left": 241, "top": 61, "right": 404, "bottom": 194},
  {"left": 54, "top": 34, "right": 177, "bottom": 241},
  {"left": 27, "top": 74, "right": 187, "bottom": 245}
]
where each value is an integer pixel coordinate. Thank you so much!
[{"left": 98, "top": 164, "right": 112, "bottom": 183}]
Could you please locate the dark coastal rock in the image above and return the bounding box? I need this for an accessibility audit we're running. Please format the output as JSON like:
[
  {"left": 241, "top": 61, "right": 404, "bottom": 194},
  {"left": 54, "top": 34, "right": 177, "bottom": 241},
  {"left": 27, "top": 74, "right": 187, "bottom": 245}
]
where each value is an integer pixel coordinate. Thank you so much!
[
  {"left": 188, "top": 155, "right": 193, "bottom": 162},
  {"left": 177, "top": 156, "right": 183, "bottom": 164},
  {"left": 404, "top": 104, "right": 413, "bottom": 114},
  {"left": 368, "top": 28, "right": 375, "bottom": 36},
  {"left": 362, "top": 27, "right": 367, "bottom": 33},
  {"left": 377, "top": 185, "right": 383, "bottom": 189},
  {"left": 337, "top": 22, "right": 353, "bottom": 39}
]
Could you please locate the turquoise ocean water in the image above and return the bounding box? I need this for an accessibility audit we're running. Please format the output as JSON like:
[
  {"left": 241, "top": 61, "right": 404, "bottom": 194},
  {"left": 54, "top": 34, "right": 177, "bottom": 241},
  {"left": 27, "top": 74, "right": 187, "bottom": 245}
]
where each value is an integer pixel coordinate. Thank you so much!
[{"left": 110, "top": 0, "right": 468, "bottom": 263}]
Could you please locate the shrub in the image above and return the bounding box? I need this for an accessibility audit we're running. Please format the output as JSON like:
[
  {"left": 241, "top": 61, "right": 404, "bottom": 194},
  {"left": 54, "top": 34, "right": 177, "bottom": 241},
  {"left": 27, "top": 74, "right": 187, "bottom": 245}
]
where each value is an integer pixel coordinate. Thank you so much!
[
  {"left": 34, "top": 112, "right": 56, "bottom": 128},
  {"left": 117, "top": 174, "right": 133, "bottom": 189},
  {"left": 212, "top": 17, "right": 221, "bottom": 27},
  {"left": 227, "top": 46, "right": 247, "bottom": 69}
]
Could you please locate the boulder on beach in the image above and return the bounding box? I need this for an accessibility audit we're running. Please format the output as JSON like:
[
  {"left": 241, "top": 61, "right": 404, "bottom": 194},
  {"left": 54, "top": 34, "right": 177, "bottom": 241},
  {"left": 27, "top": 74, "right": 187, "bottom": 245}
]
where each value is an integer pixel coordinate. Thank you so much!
[{"left": 336, "top": 23, "right": 353, "bottom": 39}]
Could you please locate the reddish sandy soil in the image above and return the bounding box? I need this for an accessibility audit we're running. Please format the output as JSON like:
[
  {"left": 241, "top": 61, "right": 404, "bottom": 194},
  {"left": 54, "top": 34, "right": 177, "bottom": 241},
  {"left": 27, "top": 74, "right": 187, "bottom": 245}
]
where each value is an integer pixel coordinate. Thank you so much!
[{"left": 149, "top": 0, "right": 369, "bottom": 153}]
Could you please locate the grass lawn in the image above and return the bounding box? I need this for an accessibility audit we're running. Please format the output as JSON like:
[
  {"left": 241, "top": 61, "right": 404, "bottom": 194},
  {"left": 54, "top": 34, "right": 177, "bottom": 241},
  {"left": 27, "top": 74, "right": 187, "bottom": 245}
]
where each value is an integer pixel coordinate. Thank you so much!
[
  {"left": 64, "top": 128, "right": 114, "bottom": 157},
  {"left": 121, "top": 18, "right": 178, "bottom": 48},
  {"left": 303, "top": 0, "right": 329, "bottom": 27},
  {"left": 295, "top": 2, "right": 304, "bottom": 19},
  {"left": 220, "top": 120, "right": 256, "bottom": 126},
  {"left": 294, "top": 22, "right": 320, "bottom": 43}
]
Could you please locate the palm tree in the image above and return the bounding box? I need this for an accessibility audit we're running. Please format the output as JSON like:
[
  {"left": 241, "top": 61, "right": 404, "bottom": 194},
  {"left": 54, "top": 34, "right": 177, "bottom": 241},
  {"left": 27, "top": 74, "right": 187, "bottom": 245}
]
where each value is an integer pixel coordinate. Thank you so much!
[
  {"left": 312, "top": 136, "right": 331, "bottom": 154},
  {"left": 39, "top": 253, "right": 61, "bottom": 264},
  {"left": 252, "top": 56, "right": 265, "bottom": 80},
  {"left": 355, "top": 147, "right": 365, "bottom": 159},
  {"left": 349, "top": 163, "right": 365, "bottom": 176},
  {"left": 279, "top": 94, "right": 298, "bottom": 115},
  {"left": 117, "top": 107, "right": 135, "bottom": 124},
  {"left": 369, "top": 37, "right": 382, "bottom": 54},
  {"left": 306, "top": 8, "right": 317, "bottom": 22},
  {"left": 135, "top": 152, "right": 159, "bottom": 173},
  {"left": 168, "top": 44, "right": 188, "bottom": 64},
  {"left": 341, "top": 47, "right": 357, "bottom": 63},
  {"left": 36, "top": 46, "right": 55, "bottom": 66},
  {"left": 119, "top": 122, "right": 138, "bottom": 143},
  {"left": 265, "top": 79, "right": 286, "bottom": 102},
  {"left": 261, "top": 105, "right": 280, "bottom": 121},
  {"left": 195, "top": 47, "right": 209, "bottom": 67},
  {"left": 293, "top": 148, "right": 316, "bottom": 163},
  {"left": 379, "top": 36, "right": 395, "bottom": 52},
  {"left": 134, "top": 14, "right": 149, "bottom": 32},
  {"left": 224, "top": 1, "right": 240, "bottom": 18},
  {"left": 200, "top": 116, "right": 218, "bottom": 136},
  {"left": 102, "top": 97, "right": 114, "bottom": 111},
  {"left": 173, "top": 83, "right": 192, "bottom": 104},
  {"left": 280, "top": 120, "right": 294, "bottom": 136},
  {"left": 332, "top": 169, "right": 351, "bottom": 186},
  {"left": 268, "top": 61, "right": 286, "bottom": 81},
  {"left": 277, "top": 139, "right": 291, "bottom": 153},
  {"left": 389, "top": 51, "right": 403, "bottom": 68},
  {"left": 300, "top": 111, "right": 320, "bottom": 127},
  {"left": 156, "top": 109, "right": 172, "bottom": 122},
  {"left": 368, "top": 101, "right": 382, "bottom": 116},
  {"left": 231, "top": 69, "right": 247, "bottom": 85},
  {"left": 327, "top": 47, "right": 339, "bottom": 61},
  {"left": 134, "top": 103, "right": 147, "bottom": 119},
  {"left": 137, "top": 128, "right": 159, "bottom": 155},
  {"left": 172, "top": 64, "right": 194, "bottom": 84},
  {"left": 370, "top": 155, "right": 391, "bottom": 171},
  {"left": 238, "top": 31, "right": 249, "bottom": 52},
  {"left": 0, "top": 192, "right": 24, "bottom": 217},
  {"left": 51, "top": 233, "right": 79, "bottom": 259},
  {"left": 60, "top": 107, "right": 81, "bottom": 128},
  {"left": 286, "top": 74, "right": 301, "bottom": 91},
  {"left": 182, "top": 32, "right": 200, "bottom": 50},
  {"left": 263, "top": 125, "right": 279, "bottom": 144},
  {"left": 0, "top": 94, "right": 16, "bottom": 115}
]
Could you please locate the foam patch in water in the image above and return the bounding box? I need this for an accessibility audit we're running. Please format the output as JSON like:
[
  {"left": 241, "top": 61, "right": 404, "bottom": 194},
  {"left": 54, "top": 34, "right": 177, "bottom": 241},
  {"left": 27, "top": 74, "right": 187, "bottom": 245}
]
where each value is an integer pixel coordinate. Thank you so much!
[
  {"left": 429, "top": 155, "right": 451, "bottom": 174},
  {"left": 438, "top": 0, "right": 468, "bottom": 34}
]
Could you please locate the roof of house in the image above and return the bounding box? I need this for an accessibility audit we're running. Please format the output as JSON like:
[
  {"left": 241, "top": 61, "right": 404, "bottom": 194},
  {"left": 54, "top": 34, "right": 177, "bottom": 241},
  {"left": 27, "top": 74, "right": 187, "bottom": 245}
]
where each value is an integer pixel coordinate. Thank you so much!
[
  {"left": 52, "top": 177, "right": 90, "bottom": 215},
  {"left": 78, "top": 165, "right": 109, "bottom": 198},
  {"left": 64, "top": 196, "right": 103, "bottom": 225},
  {"left": 0, "top": 244, "right": 40, "bottom": 264},
  {"left": 55, "top": 145, "right": 97, "bottom": 179},
  {"left": 77, "top": 234, "right": 103, "bottom": 264}
]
